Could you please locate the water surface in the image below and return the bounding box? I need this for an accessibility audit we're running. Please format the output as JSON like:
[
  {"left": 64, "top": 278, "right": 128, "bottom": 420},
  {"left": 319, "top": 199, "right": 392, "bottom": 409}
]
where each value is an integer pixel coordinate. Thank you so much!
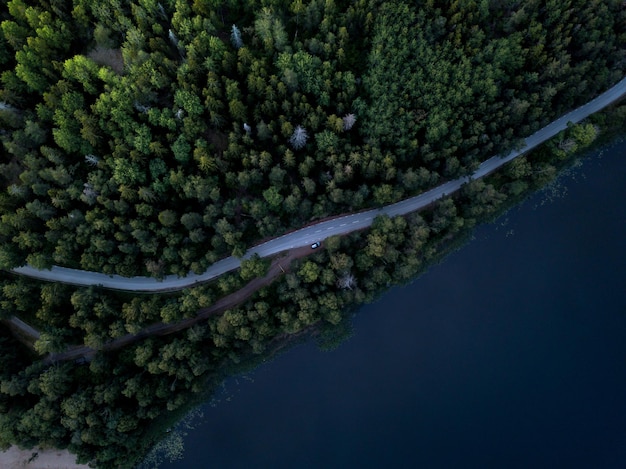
[{"left": 164, "top": 140, "right": 626, "bottom": 469}]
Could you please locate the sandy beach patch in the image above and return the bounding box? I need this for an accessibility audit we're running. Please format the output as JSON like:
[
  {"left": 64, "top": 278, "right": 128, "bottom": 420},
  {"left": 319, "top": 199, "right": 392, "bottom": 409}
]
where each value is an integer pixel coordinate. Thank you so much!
[{"left": 0, "top": 446, "right": 90, "bottom": 468}]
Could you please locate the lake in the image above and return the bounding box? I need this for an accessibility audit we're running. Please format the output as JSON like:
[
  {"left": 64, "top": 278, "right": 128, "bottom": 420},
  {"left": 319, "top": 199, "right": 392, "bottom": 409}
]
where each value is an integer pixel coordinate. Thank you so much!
[{"left": 162, "top": 139, "right": 626, "bottom": 469}]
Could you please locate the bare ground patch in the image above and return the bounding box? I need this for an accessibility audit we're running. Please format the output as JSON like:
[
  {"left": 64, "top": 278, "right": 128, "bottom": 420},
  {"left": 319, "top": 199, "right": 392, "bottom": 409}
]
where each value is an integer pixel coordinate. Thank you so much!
[
  {"left": 87, "top": 47, "right": 124, "bottom": 74},
  {"left": 0, "top": 446, "right": 89, "bottom": 469}
]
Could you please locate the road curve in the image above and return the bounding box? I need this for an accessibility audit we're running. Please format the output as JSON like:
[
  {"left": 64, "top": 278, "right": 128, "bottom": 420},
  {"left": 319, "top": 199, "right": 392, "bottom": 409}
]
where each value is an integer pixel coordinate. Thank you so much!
[{"left": 11, "top": 77, "right": 626, "bottom": 291}]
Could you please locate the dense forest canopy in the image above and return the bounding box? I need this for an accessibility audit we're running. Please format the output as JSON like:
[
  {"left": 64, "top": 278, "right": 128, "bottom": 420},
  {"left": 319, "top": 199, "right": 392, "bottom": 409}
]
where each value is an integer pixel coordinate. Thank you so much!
[
  {"left": 0, "top": 0, "right": 625, "bottom": 467},
  {"left": 0, "top": 0, "right": 623, "bottom": 278}
]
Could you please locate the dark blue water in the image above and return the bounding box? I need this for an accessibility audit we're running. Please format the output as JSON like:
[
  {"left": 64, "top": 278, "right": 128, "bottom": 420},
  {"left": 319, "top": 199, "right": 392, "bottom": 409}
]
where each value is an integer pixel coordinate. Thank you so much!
[{"left": 163, "top": 140, "right": 626, "bottom": 469}]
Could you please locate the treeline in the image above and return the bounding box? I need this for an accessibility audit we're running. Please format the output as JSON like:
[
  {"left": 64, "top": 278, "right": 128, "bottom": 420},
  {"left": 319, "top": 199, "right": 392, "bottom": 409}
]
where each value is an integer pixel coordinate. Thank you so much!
[{"left": 0, "top": 0, "right": 624, "bottom": 277}]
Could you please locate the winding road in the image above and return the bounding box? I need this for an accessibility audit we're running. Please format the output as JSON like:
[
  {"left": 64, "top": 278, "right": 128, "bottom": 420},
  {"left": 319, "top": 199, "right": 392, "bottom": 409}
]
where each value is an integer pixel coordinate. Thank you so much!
[{"left": 10, "top": 77, "right": 626, "bottom": 292}]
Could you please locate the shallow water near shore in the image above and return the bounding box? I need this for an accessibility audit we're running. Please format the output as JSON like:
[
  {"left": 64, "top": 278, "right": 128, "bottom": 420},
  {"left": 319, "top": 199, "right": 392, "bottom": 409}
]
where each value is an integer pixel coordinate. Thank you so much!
[{"left": 162, "top": 139, "right": 626, "bottom": 469}]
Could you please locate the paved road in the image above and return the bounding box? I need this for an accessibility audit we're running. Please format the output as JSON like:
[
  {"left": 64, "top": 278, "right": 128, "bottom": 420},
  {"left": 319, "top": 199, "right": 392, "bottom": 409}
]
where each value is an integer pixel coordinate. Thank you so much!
[{"left": 11, "top": 77, "right": 626, "bottom": 292}]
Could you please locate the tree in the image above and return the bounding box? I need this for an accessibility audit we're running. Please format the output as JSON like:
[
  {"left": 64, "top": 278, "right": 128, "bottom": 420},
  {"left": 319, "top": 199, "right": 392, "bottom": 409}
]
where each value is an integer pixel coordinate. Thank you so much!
[
  {"left": 1, "top": 20, "right": 29, "bottom": 50},
  {"left": 431, "top": 198, "right": 462, "bottom": 234},
  {"left": 262, "top": 186, "right": 283, "bottom": 211},
  {"left": 342, "top": 113, "right": 356, "bottom": 130},
  {"left": 315, "top": 130, "right": 338, "bottom": 152},
  {"left": 231, "top": 25, "right": 243, "bottom": 49},
  {"left": 180, "top": 212, "right": 202, "bottom": 230},
  {"left": 299, "top": 260, "right": 320, "bottom": 283},
  {"left": 240, "top": 254, "right": 270, "bottom": 281},
  {"left": 373, "top": 184, "right": 395, "bottom": 206},
  {"left": 337, "top": 271, "right": 357, "bottom": 290},
  {"left": 113, "top": 159, "right": 146, "bottom": 186},
  {"left": 171, "top": 135, "right": 191, "bottom": 163},
  {"left": 255, "top": 7, "right": 288, "bottom": 52},
  {"left": 38, "top": 364, "right": 72, "bottom": 400},
  {"left": 62, "top": 55, "right": 100, "bottom": 95},
  {"left": 289, "top": 125, "right": 308, "bottom": 149}
]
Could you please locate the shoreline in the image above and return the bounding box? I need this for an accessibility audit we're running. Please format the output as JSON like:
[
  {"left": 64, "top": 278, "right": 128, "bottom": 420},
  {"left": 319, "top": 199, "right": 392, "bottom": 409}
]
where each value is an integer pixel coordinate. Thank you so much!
[{"left": 0, "top": 446, "right": 89, "bottom": 469}]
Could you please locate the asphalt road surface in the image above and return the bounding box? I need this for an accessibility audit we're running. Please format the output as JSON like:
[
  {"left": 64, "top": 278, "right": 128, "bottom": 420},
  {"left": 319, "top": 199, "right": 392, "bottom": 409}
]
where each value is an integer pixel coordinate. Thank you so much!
[{"left": 11, "top": 77, "right": 626, "bottom": 292}]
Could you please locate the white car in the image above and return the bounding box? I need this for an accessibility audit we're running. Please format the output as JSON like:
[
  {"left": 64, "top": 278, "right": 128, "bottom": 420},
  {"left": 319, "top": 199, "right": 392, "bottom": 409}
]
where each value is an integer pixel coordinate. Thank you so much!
[{"left": 310, "top": 242, "right": 320, "bottom": 249}]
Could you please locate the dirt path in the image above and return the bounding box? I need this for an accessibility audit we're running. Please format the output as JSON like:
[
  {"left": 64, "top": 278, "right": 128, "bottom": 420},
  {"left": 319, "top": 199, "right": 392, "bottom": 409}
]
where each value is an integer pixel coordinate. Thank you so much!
[
  {"left": 1, "top": 316, "right": 40, "bottom": 351},
  {"left": 44, "top": 247, "right": 314, "bottom": 363}
]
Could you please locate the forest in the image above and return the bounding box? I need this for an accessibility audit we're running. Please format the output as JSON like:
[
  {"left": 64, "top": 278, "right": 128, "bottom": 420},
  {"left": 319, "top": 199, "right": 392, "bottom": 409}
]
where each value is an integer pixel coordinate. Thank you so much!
[{"left": 0, "top": 0, "right": 625, "bottom": 466}]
